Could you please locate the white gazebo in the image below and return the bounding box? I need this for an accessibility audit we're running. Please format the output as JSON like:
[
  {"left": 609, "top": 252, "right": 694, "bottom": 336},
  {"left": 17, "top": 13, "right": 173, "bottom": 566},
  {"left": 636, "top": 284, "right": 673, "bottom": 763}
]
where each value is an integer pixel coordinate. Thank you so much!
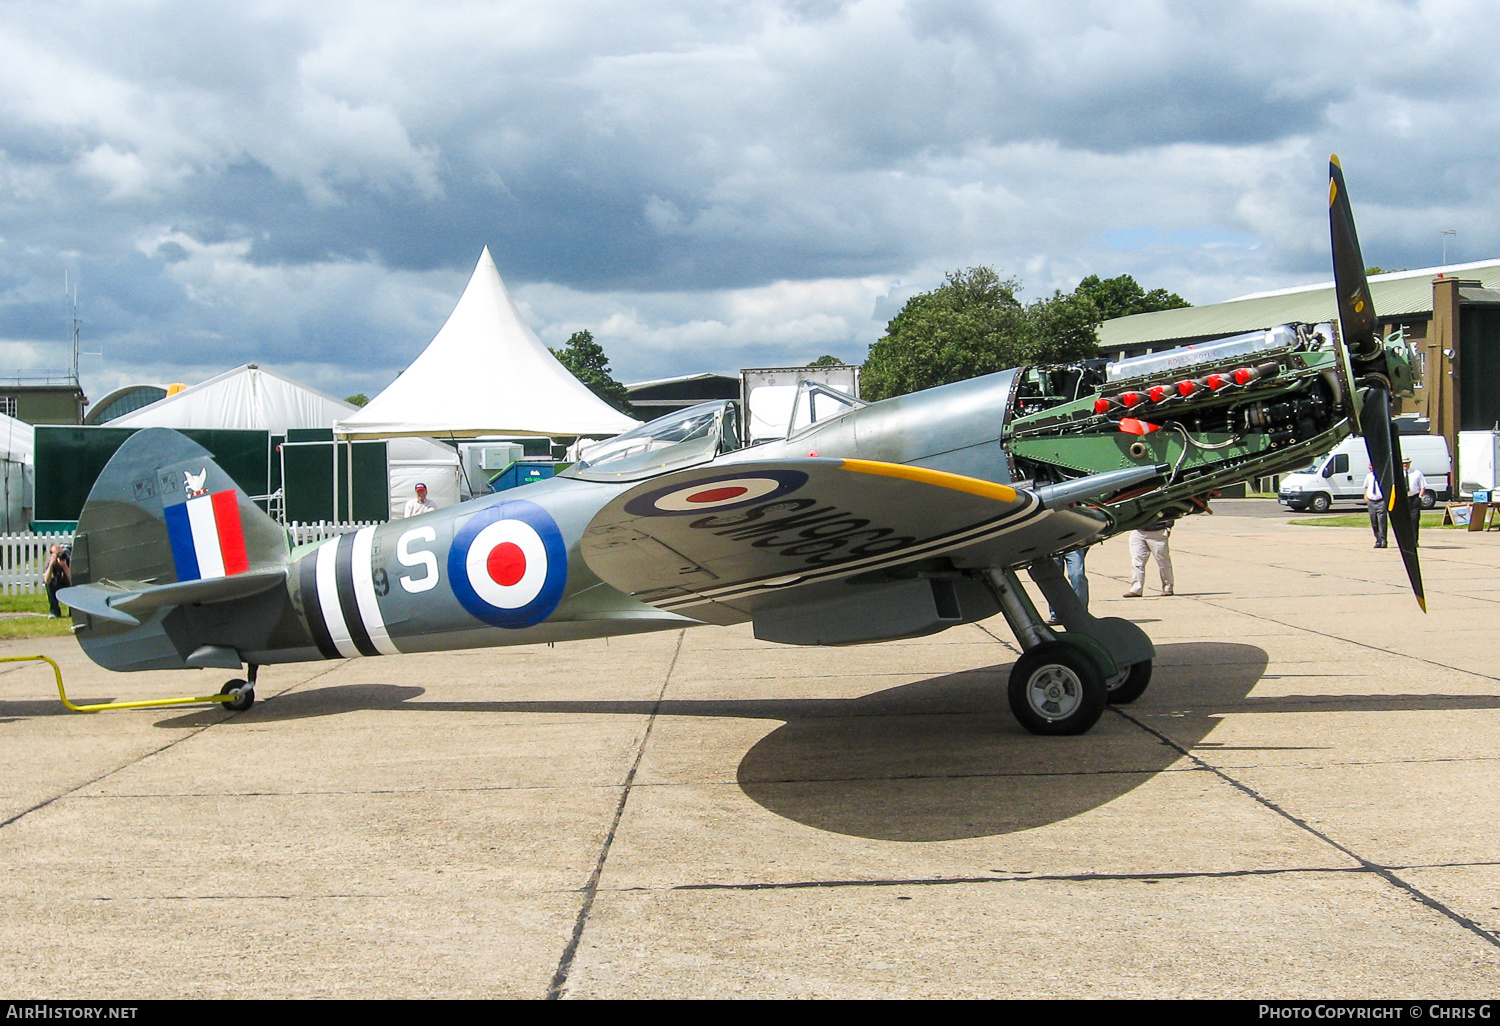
[{"left": 335, "top": 248, "right": 639, "bottom": 441}]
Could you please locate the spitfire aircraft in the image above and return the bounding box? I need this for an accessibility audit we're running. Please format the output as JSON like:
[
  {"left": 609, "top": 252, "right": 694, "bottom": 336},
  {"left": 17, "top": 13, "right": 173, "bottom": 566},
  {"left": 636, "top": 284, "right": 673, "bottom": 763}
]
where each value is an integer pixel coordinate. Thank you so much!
[{"left": 60, "top": 157, "right": 1424, "bottom": 736}]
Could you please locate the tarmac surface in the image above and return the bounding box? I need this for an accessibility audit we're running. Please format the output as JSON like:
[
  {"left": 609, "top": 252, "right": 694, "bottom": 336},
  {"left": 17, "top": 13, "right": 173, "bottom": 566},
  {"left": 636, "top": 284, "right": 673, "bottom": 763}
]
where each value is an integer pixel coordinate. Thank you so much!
[{"left": 2, "top": 509, "right": 1498, "bottom": 999}]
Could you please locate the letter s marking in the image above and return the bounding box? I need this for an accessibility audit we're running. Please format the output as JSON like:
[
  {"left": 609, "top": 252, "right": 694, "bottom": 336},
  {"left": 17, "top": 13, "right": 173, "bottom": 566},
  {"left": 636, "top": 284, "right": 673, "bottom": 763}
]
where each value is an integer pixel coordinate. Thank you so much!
[{"left": 397, "top": 526, "right": 440, "bottom": 593}]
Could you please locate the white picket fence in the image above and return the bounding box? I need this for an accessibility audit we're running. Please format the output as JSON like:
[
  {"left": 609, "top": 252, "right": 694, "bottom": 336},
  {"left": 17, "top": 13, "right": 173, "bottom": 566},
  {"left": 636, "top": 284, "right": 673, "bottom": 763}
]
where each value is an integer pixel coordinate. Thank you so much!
[
  {"left": 287, "top": 521, "right": 382, "bottom": 546},
  {"left": 0, "top": 533, "right": 72, "bottom": 595},
  {"left": 0, "top": 522, "right": 381, "bottom": 594}
]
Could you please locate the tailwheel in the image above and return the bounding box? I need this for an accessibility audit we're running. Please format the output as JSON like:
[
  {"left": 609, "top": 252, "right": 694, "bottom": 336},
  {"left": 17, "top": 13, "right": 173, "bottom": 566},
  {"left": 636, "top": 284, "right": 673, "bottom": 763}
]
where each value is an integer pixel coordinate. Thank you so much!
[
  {"left": 220, "top": 679, "right": 255, "bottom": 712},
  {"left": 1007, "top": 641, "right": 1106, "bottom": 736},
  {"left": 1106, "top": 659, "right": 1153, "bottom": 705}
]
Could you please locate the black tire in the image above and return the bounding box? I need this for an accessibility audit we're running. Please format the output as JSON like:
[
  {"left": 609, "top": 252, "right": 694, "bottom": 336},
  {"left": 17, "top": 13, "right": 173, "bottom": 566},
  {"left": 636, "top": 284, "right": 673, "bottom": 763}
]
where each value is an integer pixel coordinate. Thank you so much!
[
  {"left": 220, "top": 679, "right": 254, "bottom": 712},
  {"left": 1007, "top": 641, "right": 1107, "bottom": 736},
  {"left": 1309, "top": 493, "right": 1332, "bottom": 513},
  {"left": 1107, "top": 660, "right": 1152, "bottom": 704},
  {"left": 1421, "top": 492, "right": 1436, "bottom": 510}
]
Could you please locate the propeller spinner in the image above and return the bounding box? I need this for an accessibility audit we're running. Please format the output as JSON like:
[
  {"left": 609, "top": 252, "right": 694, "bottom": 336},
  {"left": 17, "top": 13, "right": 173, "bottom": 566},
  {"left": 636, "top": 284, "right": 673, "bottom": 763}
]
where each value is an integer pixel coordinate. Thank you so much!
[{"left": 1329, "top": 155, "right": 1425, "bottom": 611}]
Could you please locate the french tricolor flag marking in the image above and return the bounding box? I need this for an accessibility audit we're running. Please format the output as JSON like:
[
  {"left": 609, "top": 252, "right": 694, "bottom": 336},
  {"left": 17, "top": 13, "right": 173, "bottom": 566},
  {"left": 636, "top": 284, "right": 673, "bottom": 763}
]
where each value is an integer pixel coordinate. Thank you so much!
[{"left": 165, "top": 490, "right": 249, "bottom": 581}]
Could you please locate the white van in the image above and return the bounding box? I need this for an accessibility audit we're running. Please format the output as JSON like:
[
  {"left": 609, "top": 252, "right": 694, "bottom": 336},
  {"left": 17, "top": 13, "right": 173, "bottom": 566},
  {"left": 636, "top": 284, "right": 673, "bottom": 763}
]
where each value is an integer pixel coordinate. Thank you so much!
[{"left": 1277, "top": 434, "right": 1451, "bottom": 512}]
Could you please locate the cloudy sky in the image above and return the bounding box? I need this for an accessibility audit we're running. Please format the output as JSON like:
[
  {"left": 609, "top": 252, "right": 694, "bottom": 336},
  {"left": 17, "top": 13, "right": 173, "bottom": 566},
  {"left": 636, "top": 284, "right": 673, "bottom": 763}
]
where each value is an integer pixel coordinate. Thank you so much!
[{"left": 0, "top": 0, "right": 1493, "bottom": 405}]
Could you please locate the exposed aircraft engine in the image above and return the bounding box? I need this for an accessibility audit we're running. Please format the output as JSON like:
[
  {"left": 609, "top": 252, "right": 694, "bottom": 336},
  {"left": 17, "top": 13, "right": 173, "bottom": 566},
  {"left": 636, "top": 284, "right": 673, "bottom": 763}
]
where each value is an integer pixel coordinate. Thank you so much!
[{"left": 999, "top": 321, "right": 1407, "bottom": 533}]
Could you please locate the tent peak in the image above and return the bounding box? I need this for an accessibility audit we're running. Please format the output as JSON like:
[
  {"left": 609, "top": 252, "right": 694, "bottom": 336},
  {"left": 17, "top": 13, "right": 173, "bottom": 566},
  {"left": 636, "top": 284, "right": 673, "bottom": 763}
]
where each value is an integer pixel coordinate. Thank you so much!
[{"left": 334, "top": 247, "right": 639, "bottom": 440}]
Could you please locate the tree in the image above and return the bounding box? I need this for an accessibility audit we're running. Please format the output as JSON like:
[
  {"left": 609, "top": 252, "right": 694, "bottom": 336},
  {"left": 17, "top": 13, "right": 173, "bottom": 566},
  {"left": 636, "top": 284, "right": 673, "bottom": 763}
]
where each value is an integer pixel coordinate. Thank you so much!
[
  {"left": 861, "top": 267, "right": 1102, "bottom": 401},
  {"left": 344, "top": 393, "right": 369, "bottom": 407},
  {"left": 1072, "top": 274, "right": 1190, "bottom": 321},
  {"left": 549, "top": 330, "right": 634, "bottom": 416},
  {"left": 806, "top": 354, "right": 845, "bottom": 367}
]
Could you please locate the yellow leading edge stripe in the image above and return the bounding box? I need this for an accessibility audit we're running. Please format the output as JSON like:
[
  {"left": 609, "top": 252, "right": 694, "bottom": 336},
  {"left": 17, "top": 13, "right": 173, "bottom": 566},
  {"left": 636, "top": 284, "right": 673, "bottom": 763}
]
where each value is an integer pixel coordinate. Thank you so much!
[{"left": 839, "top": 458, "right": 1018, "bottom": 503}]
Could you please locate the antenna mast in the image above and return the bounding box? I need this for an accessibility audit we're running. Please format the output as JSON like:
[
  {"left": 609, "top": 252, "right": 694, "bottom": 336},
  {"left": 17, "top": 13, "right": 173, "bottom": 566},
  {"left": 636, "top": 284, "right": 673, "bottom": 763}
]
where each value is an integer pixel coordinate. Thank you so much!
[{"left": 66, "top": 271, "right": 80, "bottom": 384}]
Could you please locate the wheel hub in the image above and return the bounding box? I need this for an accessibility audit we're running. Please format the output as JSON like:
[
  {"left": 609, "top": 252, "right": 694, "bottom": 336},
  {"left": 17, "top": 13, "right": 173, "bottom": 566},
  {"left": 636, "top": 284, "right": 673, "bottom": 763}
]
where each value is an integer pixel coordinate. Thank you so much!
[{"left": 1026, "top": 664, "right": 1083, "bottom": 721}]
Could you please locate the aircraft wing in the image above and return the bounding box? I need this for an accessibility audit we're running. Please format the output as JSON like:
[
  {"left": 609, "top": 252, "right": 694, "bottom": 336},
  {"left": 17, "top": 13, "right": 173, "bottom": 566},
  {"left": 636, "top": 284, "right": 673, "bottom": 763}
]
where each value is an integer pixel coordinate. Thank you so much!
[{"left": 580, "top": 457, "right": 1101, "bottom": 626}]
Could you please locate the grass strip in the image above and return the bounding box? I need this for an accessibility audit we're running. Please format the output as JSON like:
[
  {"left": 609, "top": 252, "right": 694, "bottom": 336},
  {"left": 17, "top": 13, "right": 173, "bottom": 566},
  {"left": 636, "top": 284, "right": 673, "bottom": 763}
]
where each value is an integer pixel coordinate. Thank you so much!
[
  {"left": 1289, "top": 512, "right": 1454, "bottom": 529},
  {"left": 0, "top": 593, "right": 76, "bottom": 639}
]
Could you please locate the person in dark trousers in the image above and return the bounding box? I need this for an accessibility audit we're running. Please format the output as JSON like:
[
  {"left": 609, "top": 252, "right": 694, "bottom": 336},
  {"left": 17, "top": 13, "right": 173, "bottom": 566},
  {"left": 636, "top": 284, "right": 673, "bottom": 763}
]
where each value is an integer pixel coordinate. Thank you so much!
[
  {"left": 1363, "top": 468, "right": 1387, "bottom": 548},
  {"left": 44, "top": 543, "right": 70, "bottom": 618}
]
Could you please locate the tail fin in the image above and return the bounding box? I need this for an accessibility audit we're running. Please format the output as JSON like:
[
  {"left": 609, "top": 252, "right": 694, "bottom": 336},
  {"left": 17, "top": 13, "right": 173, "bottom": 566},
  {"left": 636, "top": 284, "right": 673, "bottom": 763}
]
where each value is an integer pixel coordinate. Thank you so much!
[{"left": 66, "top": 428, "right": 292, "bottom": 671}]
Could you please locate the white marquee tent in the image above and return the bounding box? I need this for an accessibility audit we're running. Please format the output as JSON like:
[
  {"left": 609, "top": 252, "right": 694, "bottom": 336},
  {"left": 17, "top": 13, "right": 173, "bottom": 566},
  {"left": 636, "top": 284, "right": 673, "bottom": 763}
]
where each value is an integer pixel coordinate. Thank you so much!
[
  {"left": 0, "top": 412, "right": 34, "bottom": 532},
  {"left": 0, "top": 412, "right": 34, "bottom": 464},
  {"left": 113, "top": 364, "right": 355, "bottom": 436},
  {"left": 112, "top": 364, "right": 464, "bottom": 516},
  {"left": 334, "top": 248, "right": 639, "bottom": 441}
]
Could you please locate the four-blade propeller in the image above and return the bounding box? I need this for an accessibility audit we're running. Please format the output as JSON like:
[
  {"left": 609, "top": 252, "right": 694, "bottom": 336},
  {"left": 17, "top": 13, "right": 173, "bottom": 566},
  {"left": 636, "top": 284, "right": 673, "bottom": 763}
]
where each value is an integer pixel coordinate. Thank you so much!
[{"left": 1329, "top": 155, "right": 1425, "bottom": 611}]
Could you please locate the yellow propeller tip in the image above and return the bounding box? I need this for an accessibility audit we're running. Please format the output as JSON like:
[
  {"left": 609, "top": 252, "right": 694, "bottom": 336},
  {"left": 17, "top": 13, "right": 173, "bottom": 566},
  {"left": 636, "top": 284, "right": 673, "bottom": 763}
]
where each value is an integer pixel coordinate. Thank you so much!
[
  {"left": 1416, "top": 596, "right": 1427, "bottom": 613},
  {"left": 1330, "top": 154, "right": 1342, "bottom": 167}
]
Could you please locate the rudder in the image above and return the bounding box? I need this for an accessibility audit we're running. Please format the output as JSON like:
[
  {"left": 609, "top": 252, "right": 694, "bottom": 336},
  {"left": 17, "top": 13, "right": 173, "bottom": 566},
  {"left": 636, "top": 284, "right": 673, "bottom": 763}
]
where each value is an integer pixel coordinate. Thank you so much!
[{"left": 68, "top": 428, "right": 291, "bottom": 671}]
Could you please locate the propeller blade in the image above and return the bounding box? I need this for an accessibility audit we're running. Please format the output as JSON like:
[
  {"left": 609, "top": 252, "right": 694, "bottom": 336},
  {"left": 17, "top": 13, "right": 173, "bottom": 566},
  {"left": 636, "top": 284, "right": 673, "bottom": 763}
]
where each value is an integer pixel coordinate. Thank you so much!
[
  {"left": 1329, "top": 155, "right": 1380, "bottom": 359},
  {"left": 1361, "top": 386, "right": 1426, "bottom": 611}
]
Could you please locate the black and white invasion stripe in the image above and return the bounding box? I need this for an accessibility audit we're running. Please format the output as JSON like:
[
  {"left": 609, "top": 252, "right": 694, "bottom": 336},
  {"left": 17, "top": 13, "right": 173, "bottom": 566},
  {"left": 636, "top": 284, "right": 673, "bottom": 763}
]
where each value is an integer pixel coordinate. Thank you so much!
[{"left": 298, "top": 527, "right": 401, "bottom": 658}]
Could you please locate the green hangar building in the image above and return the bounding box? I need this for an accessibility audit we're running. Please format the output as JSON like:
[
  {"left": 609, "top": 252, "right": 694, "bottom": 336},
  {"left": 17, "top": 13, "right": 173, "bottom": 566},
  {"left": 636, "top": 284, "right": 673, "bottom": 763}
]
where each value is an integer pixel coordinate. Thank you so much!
[{"left": 1097, "top": 261, "right": 1500, "bottom": 466}]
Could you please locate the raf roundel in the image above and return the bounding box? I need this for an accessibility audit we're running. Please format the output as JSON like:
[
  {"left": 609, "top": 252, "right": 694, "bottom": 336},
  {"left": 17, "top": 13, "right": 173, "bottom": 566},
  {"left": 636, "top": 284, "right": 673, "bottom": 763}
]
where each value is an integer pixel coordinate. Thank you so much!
[
  {"left": 448, "top": 500, "right": 568, "bottom": 628},
  {"left": 624, "top": 469, "right": 809, "bottom": 517}
]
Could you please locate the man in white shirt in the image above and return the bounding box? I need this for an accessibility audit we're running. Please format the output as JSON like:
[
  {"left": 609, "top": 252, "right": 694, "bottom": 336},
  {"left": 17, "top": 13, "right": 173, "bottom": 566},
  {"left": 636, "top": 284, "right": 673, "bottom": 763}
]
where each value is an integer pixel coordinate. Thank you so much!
[
  {"left": 1363, "top": 470, "right": 1387, "bottom": 548},
  {"left": 1403, "top": 458, "right": 1427, "bottom": 544},
  {"left": 402, "top": 482, "right": 437, "bottom": 519}
]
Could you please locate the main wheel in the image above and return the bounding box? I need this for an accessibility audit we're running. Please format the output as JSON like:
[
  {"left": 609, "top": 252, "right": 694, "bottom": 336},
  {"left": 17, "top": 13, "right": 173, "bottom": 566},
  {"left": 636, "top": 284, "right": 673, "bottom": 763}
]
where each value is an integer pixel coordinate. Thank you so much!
[
  {"left": 1106, "top": 659, "right": 1153, "bottom": 704},
  {"left": 220, "top": 679, "right": 255, "bottom": 712},
  {"left": 1309, "top": 493, "right": 1332, "bottom": 513},
  {"left": 1007, "top": 641, "right": 1107, "bottom": 736}
]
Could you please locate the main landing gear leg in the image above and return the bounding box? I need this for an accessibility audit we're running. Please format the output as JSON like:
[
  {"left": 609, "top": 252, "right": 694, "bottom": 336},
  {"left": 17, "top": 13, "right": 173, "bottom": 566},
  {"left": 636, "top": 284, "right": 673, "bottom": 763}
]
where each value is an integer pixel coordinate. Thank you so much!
[
  {"left": 1026, "top": 558, "right": 1156, "bottom": 706},
  {"left": 982, "top": 567, "right": 1106, "bottom": 735}
]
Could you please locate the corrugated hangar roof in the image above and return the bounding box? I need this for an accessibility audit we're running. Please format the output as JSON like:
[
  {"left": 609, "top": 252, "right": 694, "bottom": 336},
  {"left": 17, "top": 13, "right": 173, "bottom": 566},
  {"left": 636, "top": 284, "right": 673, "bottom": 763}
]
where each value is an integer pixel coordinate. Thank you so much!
[
  {"left": 1098, "top": 259, "right": 1500, "bottom": 347},
  {"left": 626, "top": 372, "right": 737, "bottom": 391}
]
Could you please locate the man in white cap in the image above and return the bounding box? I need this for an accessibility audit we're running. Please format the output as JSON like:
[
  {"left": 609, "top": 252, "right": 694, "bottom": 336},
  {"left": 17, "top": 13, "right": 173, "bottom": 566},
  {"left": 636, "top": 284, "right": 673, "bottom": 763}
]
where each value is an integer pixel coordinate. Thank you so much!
[{"left": 402, "top": 482, "right": 437, "bottom": 519}]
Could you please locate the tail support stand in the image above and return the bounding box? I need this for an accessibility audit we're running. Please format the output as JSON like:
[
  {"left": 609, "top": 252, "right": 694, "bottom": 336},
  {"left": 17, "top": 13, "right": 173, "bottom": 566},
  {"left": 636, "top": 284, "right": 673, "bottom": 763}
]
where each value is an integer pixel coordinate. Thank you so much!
[{"left": 3, "top": 654, "right": 246, "bottom": 713}]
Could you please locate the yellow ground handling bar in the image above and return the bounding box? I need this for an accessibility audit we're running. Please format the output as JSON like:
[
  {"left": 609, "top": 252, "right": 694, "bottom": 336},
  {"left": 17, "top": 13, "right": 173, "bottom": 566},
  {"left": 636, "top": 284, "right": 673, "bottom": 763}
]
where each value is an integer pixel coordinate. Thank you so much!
[{"left": 5, "top": 654, "right": 244, "bottom": 712}]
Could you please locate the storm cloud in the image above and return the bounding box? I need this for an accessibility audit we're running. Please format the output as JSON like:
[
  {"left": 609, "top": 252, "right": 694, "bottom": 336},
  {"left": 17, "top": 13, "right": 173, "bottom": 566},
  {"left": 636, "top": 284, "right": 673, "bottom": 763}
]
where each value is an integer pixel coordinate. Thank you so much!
[{"left": 0, "top": 0, "right": 1493, "bottom": 400}]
